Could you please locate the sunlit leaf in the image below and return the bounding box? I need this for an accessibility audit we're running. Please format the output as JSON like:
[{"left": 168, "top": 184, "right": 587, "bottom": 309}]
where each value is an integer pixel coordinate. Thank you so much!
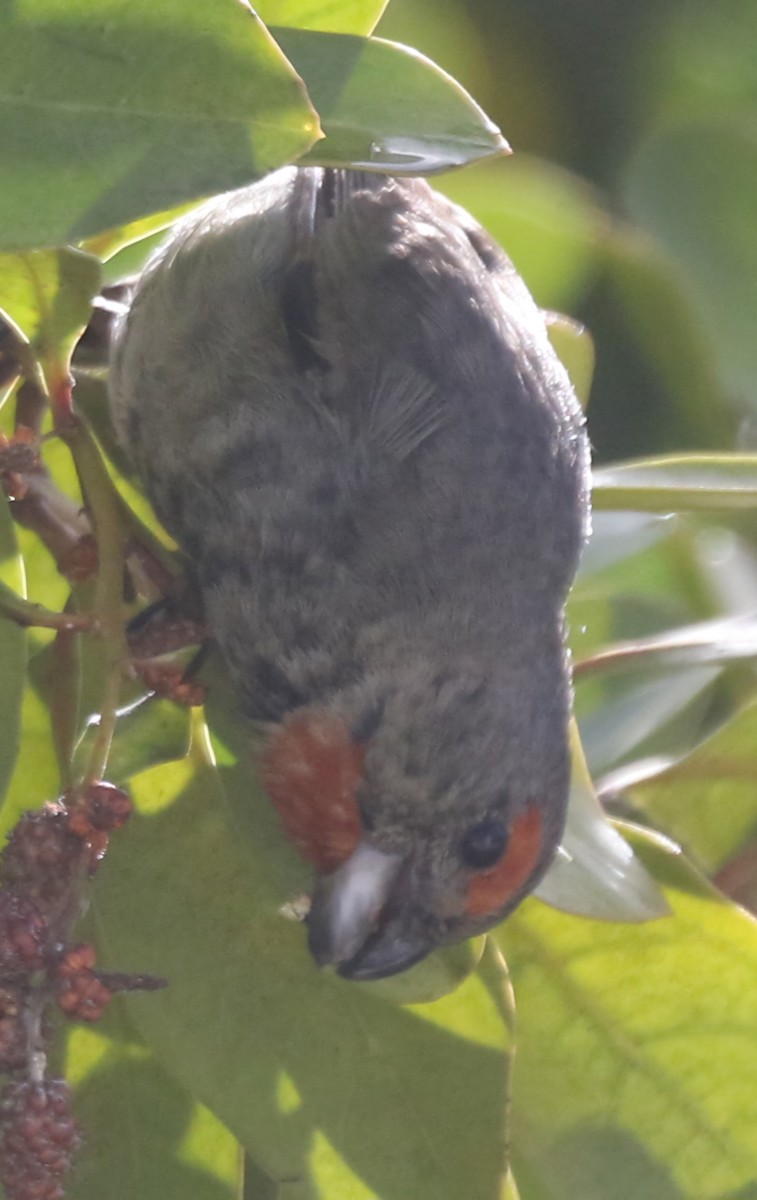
[
  {"left": 578, "top": 665, "right": 720, "bottom": 776},
  {"left": 593, "top": 456, "right": 757, "bottom": 513},
  {"left": 576, "top": 511, "right": 677, "bottom": 580},
  {"left": 1, "top": 650, "right": 63, "bottom": 834},
  {"left": 535, "top": 724, "right": 669, "bottom": 921},
  {"left": 0, "top": 0, "right": 319, "bottom": 249},
  {"left": 0, "top": 248, "right": 101, "bottom": 388},
  {"left": 73, "top": 372, "right": 178, "bottom": 549},
  {"left": 80, "top": 205, "right": 196, "bottom": 264},
  {"left": 544, "top": 313, "right": 595, "bottom": 408},
  {"left": 65, "top": 1012, "right": 240, "bottom": 1200},
  {"left": 570, "top": 517, "right": 718, "bottom": 675},
  {"left": 501, "top": 826, "right": 757, "bottom": 1200},
  {"left": 256, "top": 0, "right": 390, "bottom": 35},
  {"left": 273, "top": 27, "right": 508, "bottom": 173},
  {"left": 74, "top": 696, "right": 192, "bottom": 786},
  {"left": 575, "top": 612, "right": 757, "bottom": 678},
  {"left": 626, "top": 697, "right": 757, "bottom": 874}
]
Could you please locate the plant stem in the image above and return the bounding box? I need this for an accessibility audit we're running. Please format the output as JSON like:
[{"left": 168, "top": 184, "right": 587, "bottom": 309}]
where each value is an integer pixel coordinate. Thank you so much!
[
  {"left": 0, "top": 580, "right": 96, "bottom": 632},
  {"left": 60, "top": 417, "right": 128, "bottom": 785}
]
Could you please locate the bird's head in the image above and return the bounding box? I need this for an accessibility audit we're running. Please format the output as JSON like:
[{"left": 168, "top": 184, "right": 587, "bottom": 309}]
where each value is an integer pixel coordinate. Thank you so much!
[{"left": 262, "top": 662, "right": 570, "bottom": 980}]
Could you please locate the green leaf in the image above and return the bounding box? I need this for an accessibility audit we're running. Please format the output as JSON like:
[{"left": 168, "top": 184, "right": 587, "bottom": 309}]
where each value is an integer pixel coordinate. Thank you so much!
[
  {"left": 80, "top": 205, "right": 196, "bottom": 264},
  {"left": 358, "top": 935, "right": 486, "bottom": 1006},
  {"left": 92, "top": 720, "right": 513, "bottom": 1199},
  {"left": 500, "top": 826, "right": 757, "bottom": 1200},
  {"left": 624, "top": 119, "right": 757, "bottom": 408},
  {"left": 576, "top": 511, "right": 676, "bottom": 580},
  {"left": 65, "top": 1011, "right": 240, "bottom": 1200},
  {"left": 535, "top": 724, "right": 669, "bottom": 922},
  {"left": 578, "top": 665, "right": 720, "bottom": 777},
  {"left": 627, "top": 697, "right": 757, "bottom": 874},
  {"left": 72, "top": 373, "right": 179, "bottom": 552},
  {"left": 256, "top": 0, "right": 390, "bottom": 36},
  {"left": 571, "top": 518, "right": 717, "bottom": 661},
  {"left": 575, "top": 613, "right": 757, "bottom": 678},
  {"left": 593, "top": 456, "right": 757, "bottom": 513},
  {"left": 273, "top": 27, "right": 508, "bottom": 173},
  {"left": 0, "top": 248, "right": 101, "bottom": 384},
  {"left": 74, "top": 696, "right": 192, "bottom": 786},
  {"left": 0, "top": 0, "right": 319, "bottom": 250},
  {"left": 0, "top": 650, "right": 63, "bottom": 834},
  {"left": 0, "top": 497, "right": 27, "bottom": 806},
  {"left": 544, "top": 313, "right": 595, "bottom": 409},
  {"left": 0, "top": 437, "right": 87, "bottom": 821}
]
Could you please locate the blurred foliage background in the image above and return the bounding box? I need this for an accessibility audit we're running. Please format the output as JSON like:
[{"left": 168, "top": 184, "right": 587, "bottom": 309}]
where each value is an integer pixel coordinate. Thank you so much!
[{"left": 381, "top": 0, "right": 756, "bottom": 460}]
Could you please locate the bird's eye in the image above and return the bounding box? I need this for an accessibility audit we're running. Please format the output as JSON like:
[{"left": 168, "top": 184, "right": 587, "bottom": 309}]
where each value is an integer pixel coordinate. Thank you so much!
[{"left": 459, "top": 819, "right": 509, "bottom": 870}]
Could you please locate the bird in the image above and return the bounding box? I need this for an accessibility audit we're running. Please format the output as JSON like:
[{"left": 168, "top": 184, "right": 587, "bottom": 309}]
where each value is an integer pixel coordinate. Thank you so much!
[{"left": 108, "top": 166, "right": 591, "bottom": 980}]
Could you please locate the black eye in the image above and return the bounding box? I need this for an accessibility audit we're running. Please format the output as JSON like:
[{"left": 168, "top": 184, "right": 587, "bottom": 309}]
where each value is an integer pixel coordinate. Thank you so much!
[{"left": 459, "top": 819, "right": 509, "bottom": 870}]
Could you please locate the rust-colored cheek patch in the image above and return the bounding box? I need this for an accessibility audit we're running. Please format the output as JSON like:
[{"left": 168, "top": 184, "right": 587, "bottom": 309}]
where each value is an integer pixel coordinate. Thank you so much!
[
  {"left": 466, "top": 805, "right": 544, "bottom": 917},
  {"left": 262, "top": 712, "right": 364, "bottom": 873}
]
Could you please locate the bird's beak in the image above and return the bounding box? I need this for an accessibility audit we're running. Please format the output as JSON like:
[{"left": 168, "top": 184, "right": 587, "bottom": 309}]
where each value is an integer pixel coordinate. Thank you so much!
[{"left": 307, "top": 841, "right": 438, "bottom": 980}]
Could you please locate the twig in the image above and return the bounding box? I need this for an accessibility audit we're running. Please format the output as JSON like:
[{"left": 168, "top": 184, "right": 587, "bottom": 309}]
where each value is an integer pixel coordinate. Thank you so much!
[
  {"left": 0, "top": 582, "right": 97, "bottom": 633},
  {"left": 58, "top": 418, "right": 129, "bottom": 786},
  {"left": 94, "top": 970, "right": 168, "bottom": 993}
]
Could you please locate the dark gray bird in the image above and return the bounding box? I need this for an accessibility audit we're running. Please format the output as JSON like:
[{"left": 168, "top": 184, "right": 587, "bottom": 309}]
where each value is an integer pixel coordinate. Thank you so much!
[{"left": 109, "top": 167, "right": 590, "bottom": 980}]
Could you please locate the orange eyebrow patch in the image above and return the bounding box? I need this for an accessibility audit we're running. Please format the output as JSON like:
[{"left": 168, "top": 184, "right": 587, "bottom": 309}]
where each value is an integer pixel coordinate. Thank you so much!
[
  {"left": 262, "top": 712, "right": 365, "bottom": 873},
  {"left": 465, "top": 804, "right": 544, "bottom": 917}
]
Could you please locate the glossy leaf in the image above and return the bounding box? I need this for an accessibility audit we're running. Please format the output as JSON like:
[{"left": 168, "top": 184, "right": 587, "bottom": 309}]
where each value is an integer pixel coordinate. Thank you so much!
[
  {"left": 501, "top": 826, "right": 757, "bottom": 1200},
  {"left": 593, "top": 456, "right": 757, "bottom": 513},
  {"left": 627, "top": 697, "right": 757, "bottom": 874},
  {"left": 273, "top": 27, "right": 508, "bottom": 173},
  {"left": 571, "top": 517, "right": 717, "bottom": 672},
  {"left": 0, "top": 0, "right": 319, "bottom": 250},
  {"left": 535, "top": 724, "right": 669, "bottom": 922},
  {"left": 80, "top": 206, "right": 196, "bottom": 265},
  {"left": 578, "top": 665, "right": 720, "bottom": 777},
  {"left": 256, "top": 0, "right": 390, "bottom": 35},
  {"left": 575, "top": 612, "right": 757, "bottom": 678},
  {"left": 0, "top": 497, "right": 26, "bottom": 806},
  {"left": 576, "top": 511, "right": 677, "bottom": 580},
  {"left": 92, "top": 718, "right": 513, "bottom": 1200},
  {"left": 0, "top": 248, "right": 101, "bottom": 385}
]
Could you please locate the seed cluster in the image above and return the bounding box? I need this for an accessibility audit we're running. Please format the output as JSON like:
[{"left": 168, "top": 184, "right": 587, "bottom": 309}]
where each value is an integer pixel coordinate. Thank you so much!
[
  {"left": 0, "top": 786, "right": 147, "bottom": 1199},
  {"left": 0, "top": 1080, "right": 82, "bottom": 1200},
  {"left": 56, "top": 945, "right": 112, "bottom": 1024}
]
